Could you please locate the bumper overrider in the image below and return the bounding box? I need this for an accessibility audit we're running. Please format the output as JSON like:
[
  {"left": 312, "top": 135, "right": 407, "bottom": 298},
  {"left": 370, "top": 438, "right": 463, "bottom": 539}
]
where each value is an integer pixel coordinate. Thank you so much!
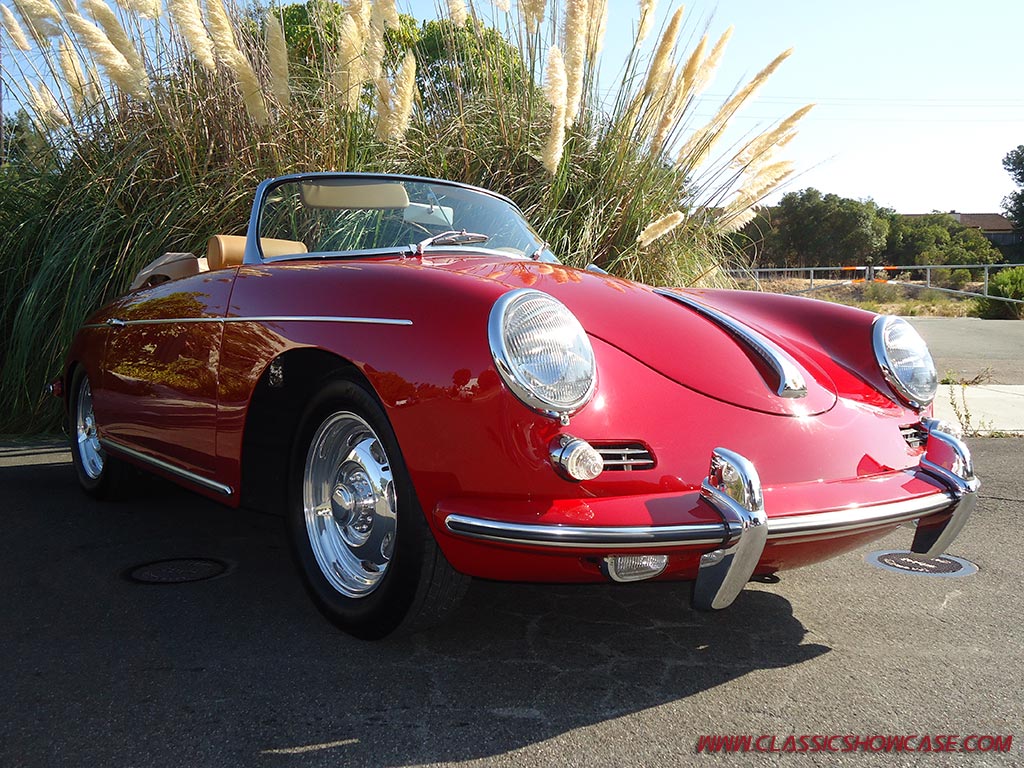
[{"left": 443, "top": 421, "right": 978, "bottom": 610}]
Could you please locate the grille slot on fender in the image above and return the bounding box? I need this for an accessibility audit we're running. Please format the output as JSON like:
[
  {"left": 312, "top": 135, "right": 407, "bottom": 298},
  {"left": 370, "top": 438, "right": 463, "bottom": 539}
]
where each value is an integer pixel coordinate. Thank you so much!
[
  {"left": 900, "top": 425, "right": 929, "bottom": 449},
  {"left": 593, "top": 443, "right": 656, "bottom": 471}
]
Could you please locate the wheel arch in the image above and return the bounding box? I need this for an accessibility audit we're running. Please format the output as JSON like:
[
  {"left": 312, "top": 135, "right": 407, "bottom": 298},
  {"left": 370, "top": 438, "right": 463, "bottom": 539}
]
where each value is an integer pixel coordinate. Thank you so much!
[{"left": 239, "top": 347, "right": 383, "bottom": 514}]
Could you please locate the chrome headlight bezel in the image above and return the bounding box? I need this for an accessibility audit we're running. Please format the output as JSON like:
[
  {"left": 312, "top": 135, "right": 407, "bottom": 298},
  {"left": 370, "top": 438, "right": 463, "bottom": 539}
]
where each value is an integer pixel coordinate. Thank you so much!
[
  {"left": 488, "top": 289, "right": 596, "bottom": 420},
  {"left": 872, "top": 315, "right": 938, "bottom": 409}
]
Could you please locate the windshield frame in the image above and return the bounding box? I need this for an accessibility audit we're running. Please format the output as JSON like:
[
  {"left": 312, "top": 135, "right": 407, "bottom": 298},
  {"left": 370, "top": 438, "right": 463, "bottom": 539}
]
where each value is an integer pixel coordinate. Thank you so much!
[{"left": 244, "top": 172, "right": 544, "bottom": 264}]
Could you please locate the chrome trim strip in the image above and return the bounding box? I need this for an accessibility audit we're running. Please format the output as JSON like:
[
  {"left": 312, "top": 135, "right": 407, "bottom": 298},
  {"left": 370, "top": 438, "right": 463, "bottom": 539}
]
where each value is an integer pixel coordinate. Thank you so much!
[
  {"left": 767, "top": 492, "right": 955, "bottom": 539},
  {"left": 444, "top": 487, "right": 961, "bottom": 551},
  {"left": 694, "top": 448, "right": 769, "bottom": 610},
  {"left": 443, "top": 514, "right": 727, "bottom": 549},
  {"left": 101, "top": 439, "right": 234, "bottom": 496},
  {"left": 228, "top": 316, "right": 413, "bottom": 326},
  {"left": 85, "top": 315, "right": 412, "bottom": 329},
  {"left": 655, "top": 289, "right": 808, "bottom": 399}
]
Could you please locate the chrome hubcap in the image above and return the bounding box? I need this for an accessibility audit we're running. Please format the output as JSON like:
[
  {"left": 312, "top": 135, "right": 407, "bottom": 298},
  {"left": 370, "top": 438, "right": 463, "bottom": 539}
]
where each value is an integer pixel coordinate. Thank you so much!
[
  {"left": 303, "top": 412, "right": 397, "bottom": 598},
  {"left": 75, "top": 377, "right": 105, "bottom": 480}
]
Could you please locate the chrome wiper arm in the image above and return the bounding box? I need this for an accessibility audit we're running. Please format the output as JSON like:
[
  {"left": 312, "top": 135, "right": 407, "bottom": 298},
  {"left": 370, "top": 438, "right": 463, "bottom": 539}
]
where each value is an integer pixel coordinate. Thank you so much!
[{"left": 411, "top": 230, "right": 490, "bottom": 255}]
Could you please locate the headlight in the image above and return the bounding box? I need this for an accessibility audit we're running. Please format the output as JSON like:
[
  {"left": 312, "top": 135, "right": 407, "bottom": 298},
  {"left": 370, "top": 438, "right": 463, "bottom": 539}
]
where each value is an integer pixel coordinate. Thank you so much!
[
  {"left": 873, "top": 315, "right": 937, "bottom": 408},
  {"left": 488, "top": 289, "right": 596, "bottom": 421}
]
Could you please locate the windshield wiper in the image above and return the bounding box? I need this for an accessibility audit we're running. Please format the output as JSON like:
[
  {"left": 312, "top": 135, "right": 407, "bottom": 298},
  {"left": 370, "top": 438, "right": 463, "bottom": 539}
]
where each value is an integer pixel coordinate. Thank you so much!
[{"left": 411, "top": 230, "right": 490, "bottom": 255}]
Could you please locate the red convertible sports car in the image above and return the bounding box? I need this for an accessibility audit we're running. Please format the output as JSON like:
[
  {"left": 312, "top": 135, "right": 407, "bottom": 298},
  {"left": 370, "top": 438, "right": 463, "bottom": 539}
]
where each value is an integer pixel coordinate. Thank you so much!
[{"left": 60, "top": 172, "right": 978, "bottom": 639}]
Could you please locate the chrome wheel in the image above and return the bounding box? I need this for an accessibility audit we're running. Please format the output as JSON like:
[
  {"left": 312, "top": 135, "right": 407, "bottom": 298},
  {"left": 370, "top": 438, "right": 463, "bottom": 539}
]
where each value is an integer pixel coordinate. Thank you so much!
[
  {"left": 75, "top": 376, "right": 105, "bottom": 480},
  {"left": 302, "top": 411, "right": 397, "bottom": 598}
]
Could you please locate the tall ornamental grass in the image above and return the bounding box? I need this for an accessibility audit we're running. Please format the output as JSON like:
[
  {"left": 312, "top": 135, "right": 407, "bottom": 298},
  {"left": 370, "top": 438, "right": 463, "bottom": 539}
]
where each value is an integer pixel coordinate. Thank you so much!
[{"left": 0, "top": 0, "right": 811, "bottom": 432}]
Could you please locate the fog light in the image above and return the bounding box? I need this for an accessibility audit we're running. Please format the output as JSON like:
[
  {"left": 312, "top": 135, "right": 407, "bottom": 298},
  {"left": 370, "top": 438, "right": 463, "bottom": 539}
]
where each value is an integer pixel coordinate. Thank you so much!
[
  {"left": 550, "top": 435, "right": 603, "bottom": 481},
  {"left": 601, "top": 554, "right": 668, "bottom": 582}
]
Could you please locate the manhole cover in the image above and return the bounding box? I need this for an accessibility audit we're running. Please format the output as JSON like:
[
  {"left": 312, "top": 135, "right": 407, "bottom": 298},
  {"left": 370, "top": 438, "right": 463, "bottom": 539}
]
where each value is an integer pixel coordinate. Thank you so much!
[
  {"left": 127, "top": 558, "right": 230, "bottom": 584},
  {"left": 865, "top": 550, "right": 977, "bottom": 578}
]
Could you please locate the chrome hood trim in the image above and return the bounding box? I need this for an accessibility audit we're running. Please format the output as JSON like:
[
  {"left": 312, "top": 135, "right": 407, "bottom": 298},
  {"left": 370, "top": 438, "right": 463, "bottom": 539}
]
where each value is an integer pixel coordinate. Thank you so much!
[{"left": 654, "top": 289, "right": 808, "bottom": 399}]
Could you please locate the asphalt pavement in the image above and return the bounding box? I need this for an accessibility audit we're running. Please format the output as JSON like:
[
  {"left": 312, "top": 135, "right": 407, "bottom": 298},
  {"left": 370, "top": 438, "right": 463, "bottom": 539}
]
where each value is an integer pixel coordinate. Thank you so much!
[{"left": 1, "top": 438, "right": 1021, "bottom": 767}]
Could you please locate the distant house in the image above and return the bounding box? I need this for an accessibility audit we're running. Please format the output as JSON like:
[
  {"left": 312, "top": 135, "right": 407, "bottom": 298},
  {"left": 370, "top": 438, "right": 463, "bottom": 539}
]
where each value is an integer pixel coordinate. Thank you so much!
[{"left": 942, "top": 212, "right": 1020, "bottom": 247}]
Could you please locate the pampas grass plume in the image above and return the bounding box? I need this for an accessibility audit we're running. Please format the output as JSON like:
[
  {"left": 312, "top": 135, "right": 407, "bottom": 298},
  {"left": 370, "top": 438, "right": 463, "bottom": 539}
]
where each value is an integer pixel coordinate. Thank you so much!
[
  {"left": 678, "top": 47, "right": 792, "bottom": 170},
  {"left": 637, "top": 0, "right": 656, "bottom": 43},
  {"left": 58, "top": 34, "right": 87, "bottom": 111},
  {"left": 736, "top": 103, "right": 813, "bottom": 167},
  {"left": 637, "top": 210, "right": 684, "bottom": 248},
  {"left": 205, "top": 0, "right": 269, "bottom": 124},
  {"left": 643, "top": 4, "right": 683, "bottom": 98},
  {"left": 378, "top": 0, "right": 399, "bottom": 27},
  {"left": 204, "top": 0, "right": 238, "bottom": 63},
  {"left": 446, "top": 0, "right": 467, "bottom": 25},
  {"left": 168, "top": 0, "right": 216, "bottom": 72},
  {"left": 333, "top": 12, "right": 366, "bottom": 111},
  {"left": 266, "top": 10, "right": 290, "bottom": 106},
  {"left": 83, "top": 0, "right": 146, "bottom": 75},
  {"left": 587, "top": 0, "right": 607, "bottom": 58},
  {"left": 83, "top": 63, "right": 102, "bottom": 106},
  {"left": 390, "top": 50, "right": 417, "bottom": 139},
  {"left": 691, "top": 25, "right": 732, "bottom": 96},
  {"left": 29, "top": 81, "right": 68, "bottom": 126},
  {"left": 1, "top": 3, "right": 32, "bottom": 50},
  {"left": 377, "top": 50, "right": 417, "bottom": 141},
  {"left": 542, "top": 45, "right": 567, "bottom": 174},
  {"left": 13, "top": 0, "right": 62, "bottom": 38},
  {"left": 115, "top": 0, "right": 160, "bottom": 19},
  {"left": 520, "top": 0, "right": 545, "bottom": 33},
  {"left": 562, "top": 0, "right": 588, "bottom": 127},
  {"left": 64, "top": 10, "right": 149, "bottom": 99}
]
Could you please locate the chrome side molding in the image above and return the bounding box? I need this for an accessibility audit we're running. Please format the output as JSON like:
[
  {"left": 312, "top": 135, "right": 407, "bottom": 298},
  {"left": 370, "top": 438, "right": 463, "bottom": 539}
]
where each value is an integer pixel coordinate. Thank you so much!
[
  {"left": 101, "top": 438, "right": 234, "bottom": 497},
  {"left": 655, "top": 289, "right": 808, "bottom": 399},
  {"left": 693, "top": 448, "right": 768, "bottom": 610},
  {"left": 84, "top": 315, "right": 413, "bottom": 330}
]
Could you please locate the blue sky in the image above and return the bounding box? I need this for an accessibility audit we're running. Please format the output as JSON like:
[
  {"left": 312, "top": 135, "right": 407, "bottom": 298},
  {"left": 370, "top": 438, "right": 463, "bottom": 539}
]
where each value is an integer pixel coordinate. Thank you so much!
[{"left": 410, "top": 0, "right": 1024, "bottom": 214}]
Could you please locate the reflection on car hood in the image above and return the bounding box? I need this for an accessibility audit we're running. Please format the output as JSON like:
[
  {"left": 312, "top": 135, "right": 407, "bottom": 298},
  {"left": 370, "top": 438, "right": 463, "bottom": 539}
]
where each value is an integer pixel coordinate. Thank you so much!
[{"left": 425, "top": 256, "right": 838, "bottom": 417}]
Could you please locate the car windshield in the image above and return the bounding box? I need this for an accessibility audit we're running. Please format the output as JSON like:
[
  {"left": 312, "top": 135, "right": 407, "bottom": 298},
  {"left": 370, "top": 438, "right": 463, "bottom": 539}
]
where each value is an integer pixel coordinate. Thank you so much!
[{"left": 256, "top": 176, "right": 558, "bottom": 262}]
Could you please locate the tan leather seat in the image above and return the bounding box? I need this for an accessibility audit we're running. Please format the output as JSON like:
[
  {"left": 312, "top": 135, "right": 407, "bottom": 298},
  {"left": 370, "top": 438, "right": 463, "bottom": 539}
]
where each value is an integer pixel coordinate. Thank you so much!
[
  {"left": 207, "top": 235, "right": 307, "bottom": 269},
  {"left": 207, "top": 235, "right": 246, "bottom": 270}
]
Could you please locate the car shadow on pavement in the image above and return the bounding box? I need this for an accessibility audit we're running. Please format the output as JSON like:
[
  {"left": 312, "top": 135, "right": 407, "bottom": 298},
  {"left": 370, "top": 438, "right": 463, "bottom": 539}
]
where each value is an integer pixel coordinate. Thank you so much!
[{"left": 2, "top": 454, "right": 829, "bottom": 768}]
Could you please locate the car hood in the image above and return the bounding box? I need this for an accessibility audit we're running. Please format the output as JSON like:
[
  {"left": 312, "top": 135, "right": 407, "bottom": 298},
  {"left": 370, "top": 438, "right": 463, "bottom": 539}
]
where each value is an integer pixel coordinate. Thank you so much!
[{"left": 420, "top": 255, "right": 838, "bottom": 417}]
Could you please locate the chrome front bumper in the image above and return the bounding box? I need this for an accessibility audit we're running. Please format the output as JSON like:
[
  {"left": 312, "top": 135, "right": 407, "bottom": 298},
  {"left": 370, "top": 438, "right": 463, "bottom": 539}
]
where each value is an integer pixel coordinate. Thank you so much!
[{"left": 443, "top": 421, "right": 978, "bottom": 610}]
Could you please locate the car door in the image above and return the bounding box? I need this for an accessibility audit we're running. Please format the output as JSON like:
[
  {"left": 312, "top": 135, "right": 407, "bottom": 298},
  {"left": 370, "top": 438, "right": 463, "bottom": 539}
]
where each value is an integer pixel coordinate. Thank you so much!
[{"left": 96, "top": 269, "right": 236, "bottom": 487}]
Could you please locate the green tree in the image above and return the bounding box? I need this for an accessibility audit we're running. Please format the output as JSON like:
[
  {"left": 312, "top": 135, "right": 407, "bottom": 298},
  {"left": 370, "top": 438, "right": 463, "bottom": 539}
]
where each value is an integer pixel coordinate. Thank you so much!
[
  {"left": 413, "top": 19, "right": 533, "bottom": 122},
  {"left": 272, "top": 2, "right": 420, "bottom": 86},
  {"left": 760, "top": 188, "right": 888, "bottom": 267},
  {"left": 0, "top": 111, "right": 53, "bottom": 171},
  {"left": 1003, "top": 145, "right": 1024, "bottom": 229},
  {"left": 882, "top": 212, "right": 1000, "bottom": 267}
]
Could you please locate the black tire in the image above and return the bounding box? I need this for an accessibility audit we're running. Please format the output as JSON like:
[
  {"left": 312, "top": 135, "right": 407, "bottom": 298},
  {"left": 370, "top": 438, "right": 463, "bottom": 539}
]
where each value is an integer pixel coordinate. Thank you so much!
[
  {"left": 69, "top": 367, "right": 130, "bottom": 500},
  {"left": 287, "top": 377, "right": 469, "bottom": 640}
]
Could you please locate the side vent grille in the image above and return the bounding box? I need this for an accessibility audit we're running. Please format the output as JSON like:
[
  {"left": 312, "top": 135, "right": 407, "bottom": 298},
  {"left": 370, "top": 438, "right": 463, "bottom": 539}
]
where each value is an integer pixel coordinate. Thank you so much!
[
  {"left": 593, "top": 442, "right": 656, "bottom": 471},
  {"left": 900, "top": 424, "right": 928, "bottom": 449}
]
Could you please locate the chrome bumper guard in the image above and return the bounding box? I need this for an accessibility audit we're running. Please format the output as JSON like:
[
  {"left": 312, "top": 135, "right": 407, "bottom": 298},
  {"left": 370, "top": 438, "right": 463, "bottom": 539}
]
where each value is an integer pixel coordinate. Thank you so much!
[
  {"left": 692, "top": 422, "right": 978, "bottom": 610},
  {"left": 443, "top": 424, "right": 978, "bottom": 609},
  {"left": 910, "top": 420, "right": 979, "bottom": 558}
]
